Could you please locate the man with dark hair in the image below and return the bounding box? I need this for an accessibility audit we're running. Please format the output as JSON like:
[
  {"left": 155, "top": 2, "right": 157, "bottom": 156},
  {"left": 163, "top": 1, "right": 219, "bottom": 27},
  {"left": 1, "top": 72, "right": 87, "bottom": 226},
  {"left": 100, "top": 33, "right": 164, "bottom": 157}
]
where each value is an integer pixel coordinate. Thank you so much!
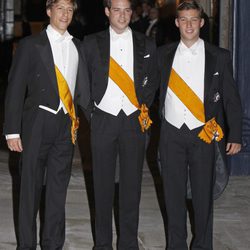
[
  {"left": 158, "top": 1, "right": 242, "bottom": 249},
  {"left": 179, "top": 0, "right": 210, "bottom": 41},
  {"left": 177, "top": 0, "right": 204, "bottom": 15},
  {"left": 4, "top": 0, "right": 90, "bottom": 249},
  {"left": 83, "top": 0, "right": 157, "bottom": 249}
]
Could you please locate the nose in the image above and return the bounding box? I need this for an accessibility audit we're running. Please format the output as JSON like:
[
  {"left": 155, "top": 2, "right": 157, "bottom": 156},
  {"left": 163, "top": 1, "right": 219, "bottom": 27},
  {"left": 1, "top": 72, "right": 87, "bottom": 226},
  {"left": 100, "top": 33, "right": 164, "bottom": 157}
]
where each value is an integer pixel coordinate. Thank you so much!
[
  {"left": 120, "top": 10, "right": 125, "bottom": 17},
  {"left": 186, "top": 20, "right": 192, "bottom": 27},
  {"left": 62, "top": 9, "right": 68, "bottom": 17}
]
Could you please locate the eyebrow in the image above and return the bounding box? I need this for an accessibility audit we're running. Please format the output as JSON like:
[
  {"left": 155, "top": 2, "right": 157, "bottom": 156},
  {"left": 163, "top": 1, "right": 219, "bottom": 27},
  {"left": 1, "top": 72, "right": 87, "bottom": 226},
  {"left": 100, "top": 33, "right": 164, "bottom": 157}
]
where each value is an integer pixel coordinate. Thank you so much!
[
  {"left": 54, "top": 3, "right": 73, "bottom": 8},
  {"left": 178, "top": 16, "right": 200, "bottom": 19},
  {"left": 111, "top": 7, "right": 132, "bottom": 10}
]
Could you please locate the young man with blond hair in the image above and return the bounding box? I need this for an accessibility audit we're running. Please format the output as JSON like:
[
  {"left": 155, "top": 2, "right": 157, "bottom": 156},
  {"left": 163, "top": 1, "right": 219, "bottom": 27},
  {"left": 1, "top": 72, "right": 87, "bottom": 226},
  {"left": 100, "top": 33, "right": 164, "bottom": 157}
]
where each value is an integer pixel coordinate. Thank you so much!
[{"left": 4, "top": 0, "right": 89, "bottom": 249}]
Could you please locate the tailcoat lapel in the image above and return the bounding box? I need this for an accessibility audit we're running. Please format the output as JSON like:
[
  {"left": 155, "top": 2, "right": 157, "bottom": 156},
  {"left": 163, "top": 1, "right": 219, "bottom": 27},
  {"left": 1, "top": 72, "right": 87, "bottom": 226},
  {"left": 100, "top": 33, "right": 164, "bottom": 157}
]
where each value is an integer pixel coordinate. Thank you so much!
[
  {"left": 72, "top": 38, "right": 90, "bottom": 108},
  {"left": 96, "top": 30, "right": 110, "bottom": 80},
  {"left": 132, "top": 31, "right": 145, "bottom": 88},
  {"left": 35, "top": 30, "right": 58, "bottom": 95},
  {"left": 204, "top": 42, "right": 217, "bottom": 103},
  {"left": 161, "top": 42, "right": 178, "bottom": 105}
]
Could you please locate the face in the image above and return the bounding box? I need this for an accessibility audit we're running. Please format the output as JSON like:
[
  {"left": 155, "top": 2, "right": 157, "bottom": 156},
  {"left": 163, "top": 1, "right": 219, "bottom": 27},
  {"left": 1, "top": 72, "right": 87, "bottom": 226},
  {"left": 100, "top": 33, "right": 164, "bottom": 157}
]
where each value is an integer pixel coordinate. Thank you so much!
[
  {"left": 142, "top": 3, "right": 150, "bottom": 13},
  {"left": 175, "top": 9, "right": 204, "bottom": 47},
  {"left": 149, "top": 8, "right": 158, "bottom": 20},
  {"left": 105, "top": 0, "right": 132, "bottom": 34},
  {"left": 47, "top": 0, "right": 74, "bottom": 34}
]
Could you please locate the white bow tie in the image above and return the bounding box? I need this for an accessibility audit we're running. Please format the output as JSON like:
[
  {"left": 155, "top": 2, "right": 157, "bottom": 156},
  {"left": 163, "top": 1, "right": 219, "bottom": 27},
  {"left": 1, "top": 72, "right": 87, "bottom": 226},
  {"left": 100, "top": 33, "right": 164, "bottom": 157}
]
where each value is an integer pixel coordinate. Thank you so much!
[
  {"left": 179, "top": 46, "right": 198, "bottom": 56},
  {"left": 55, "top": 34, "right": 73, "bottom": 43},
  {"left": 111, "top": 30, "right": 130, "bottom": 41}
]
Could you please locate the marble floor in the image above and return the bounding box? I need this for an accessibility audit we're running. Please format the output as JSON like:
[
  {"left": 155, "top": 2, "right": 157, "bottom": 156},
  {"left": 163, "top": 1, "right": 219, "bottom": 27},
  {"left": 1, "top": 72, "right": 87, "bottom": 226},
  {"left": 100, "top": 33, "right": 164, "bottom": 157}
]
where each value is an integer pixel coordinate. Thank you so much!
[{"left": 0, "top": 146, "right": 250, "bottom": 250}]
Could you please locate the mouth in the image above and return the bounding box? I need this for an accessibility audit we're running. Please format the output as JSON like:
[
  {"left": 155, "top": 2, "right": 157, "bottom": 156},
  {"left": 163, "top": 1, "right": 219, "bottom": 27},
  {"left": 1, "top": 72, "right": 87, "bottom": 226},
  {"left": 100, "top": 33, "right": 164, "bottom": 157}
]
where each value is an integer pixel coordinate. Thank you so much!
[
  {"left": 185, "top": 29, "right": 194, "bottom": 34},
  {"left": 118, "top": 20, "right": 127, "bottom": 25},
  {"left": 60, "top": 19, "right": 69, "bottom": 23}
]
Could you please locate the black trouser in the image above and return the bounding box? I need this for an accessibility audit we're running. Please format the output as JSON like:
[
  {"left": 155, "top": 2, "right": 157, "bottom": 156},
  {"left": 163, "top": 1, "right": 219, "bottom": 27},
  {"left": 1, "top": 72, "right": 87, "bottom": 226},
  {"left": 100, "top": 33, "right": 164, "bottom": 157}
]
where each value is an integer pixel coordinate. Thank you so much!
[
  {"left": 91, "top": 109, "right": 145, "bottom": 250},
  {"left": 160, "top": 121, "right": 214, "bottom": 250},
  {"left": 17, "top": 109, "right": 73, "bottom": 250}
]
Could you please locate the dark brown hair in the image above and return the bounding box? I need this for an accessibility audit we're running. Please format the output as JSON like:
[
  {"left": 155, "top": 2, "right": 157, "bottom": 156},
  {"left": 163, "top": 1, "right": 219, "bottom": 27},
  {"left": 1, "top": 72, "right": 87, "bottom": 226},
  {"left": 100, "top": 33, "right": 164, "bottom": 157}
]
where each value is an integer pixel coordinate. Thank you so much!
[{"left": 103, "top": 0, "right": 134, "bottom": 9}]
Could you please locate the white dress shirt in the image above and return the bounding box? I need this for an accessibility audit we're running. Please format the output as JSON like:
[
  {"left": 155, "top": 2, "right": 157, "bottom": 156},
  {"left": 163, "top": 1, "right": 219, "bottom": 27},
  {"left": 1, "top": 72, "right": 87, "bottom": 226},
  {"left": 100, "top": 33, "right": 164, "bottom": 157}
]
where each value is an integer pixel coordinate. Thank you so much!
[
  {"left": 40, "top": 24, "right": 78, "bottom": 114},
  {"left": 6, "top": 25, "right": 78, "bottom": 139},
  {"left": 164, "top": 38, "right": 205, "bottom": 130},
  {"left": 95, "top": 26, "right": 137, "bottom": 116}
]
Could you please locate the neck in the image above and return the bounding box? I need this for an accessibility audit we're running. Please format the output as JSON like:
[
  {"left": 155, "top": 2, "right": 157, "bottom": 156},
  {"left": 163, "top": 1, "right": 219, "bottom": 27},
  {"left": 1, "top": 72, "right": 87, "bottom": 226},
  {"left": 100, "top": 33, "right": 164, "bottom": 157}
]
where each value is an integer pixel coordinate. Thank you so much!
[
  {"left": 50, "top": 24, "right": 66, "bottom": 35},
  {"left": 181, "top": 38, "right": 199, "bottom": 48},
  {"left": 110, "top": 25, "right": 127, "bottom": 35}
]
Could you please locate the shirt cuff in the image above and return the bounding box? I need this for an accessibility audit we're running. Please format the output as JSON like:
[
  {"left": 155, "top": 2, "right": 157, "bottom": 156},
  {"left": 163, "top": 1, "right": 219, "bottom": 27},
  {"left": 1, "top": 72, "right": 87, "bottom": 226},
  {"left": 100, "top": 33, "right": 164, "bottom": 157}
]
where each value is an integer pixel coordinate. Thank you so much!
[{"left": 6, "top": 134, "right": 20, "bottom": 140}]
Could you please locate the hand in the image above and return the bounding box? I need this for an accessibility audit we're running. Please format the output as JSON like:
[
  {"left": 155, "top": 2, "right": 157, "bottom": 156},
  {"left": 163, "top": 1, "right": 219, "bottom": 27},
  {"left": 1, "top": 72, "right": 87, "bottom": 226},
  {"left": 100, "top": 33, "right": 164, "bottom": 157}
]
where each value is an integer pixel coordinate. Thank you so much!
[
  {"left": 226, "top": 143, "right": 241, "bottom": 155},
  {"left": 7, "top": 138, "right": 23, "bottom": 152}
]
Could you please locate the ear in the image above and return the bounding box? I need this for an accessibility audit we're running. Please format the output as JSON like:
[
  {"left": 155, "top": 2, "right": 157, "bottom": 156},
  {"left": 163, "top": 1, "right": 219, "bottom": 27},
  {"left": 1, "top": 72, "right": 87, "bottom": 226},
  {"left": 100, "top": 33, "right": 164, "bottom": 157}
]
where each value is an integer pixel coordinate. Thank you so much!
[
  {"left": 47, "top": 8, "right": 51, "bottom": 18},
  {"left": 175, "top": 18, "right": 179, "bottom": 28},
  {"left": 105, "top": 7, "right": 110, "bottom": 18},
  {"left": 200, "top": 18, "right": 205, "bottom": 28}
]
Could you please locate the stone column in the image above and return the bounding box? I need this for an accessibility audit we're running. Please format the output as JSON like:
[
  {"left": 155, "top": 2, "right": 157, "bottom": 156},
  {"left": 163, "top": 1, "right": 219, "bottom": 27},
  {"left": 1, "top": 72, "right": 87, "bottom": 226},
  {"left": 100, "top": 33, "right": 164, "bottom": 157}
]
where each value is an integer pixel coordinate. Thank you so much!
[
  {"left": 198, "top": 0, "right": 211, "bottom": 16},
  {"left": 0, "top": 0, "right": 14, "bottom": 41},
  {"left": 219, "top": 0, "right": 233, "bottom": 49},
  {"left": 14, "top": 0, "right": 21, "bottom": 15}
]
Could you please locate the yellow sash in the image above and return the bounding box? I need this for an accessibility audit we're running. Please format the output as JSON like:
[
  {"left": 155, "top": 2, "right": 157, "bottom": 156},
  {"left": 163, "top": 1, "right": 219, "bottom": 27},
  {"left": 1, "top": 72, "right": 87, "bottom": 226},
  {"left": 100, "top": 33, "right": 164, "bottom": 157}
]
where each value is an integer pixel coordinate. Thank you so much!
[
  {"left": 168, "top": 68, "right": 223, "bottom": 144},
  {"left": 55, "top": 66, "right": 79, "bottom": 144},
  {"left": 109, "top": 57, "right": 152, "bottom": 132}
]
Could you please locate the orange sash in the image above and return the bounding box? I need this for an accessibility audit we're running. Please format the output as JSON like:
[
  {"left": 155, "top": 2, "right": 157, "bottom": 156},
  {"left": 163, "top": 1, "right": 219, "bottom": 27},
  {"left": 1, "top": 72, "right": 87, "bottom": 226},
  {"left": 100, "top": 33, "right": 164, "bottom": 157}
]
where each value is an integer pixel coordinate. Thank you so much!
[
  {"left": 55, "top": 66, "right": 79, "bottom": 144},
  {"left": 109, "top": 57, "right": 152, "bottom": 132},
  {"left": 168, "top": 68, "right": 223, "bottom": 144}
]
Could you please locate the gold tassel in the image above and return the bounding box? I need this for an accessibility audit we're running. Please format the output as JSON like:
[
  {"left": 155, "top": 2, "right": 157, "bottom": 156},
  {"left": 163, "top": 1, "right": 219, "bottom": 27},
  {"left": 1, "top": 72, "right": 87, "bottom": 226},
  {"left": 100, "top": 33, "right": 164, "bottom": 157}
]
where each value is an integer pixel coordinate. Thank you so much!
[
  {"left": 138, "top": 104, "right": 152, "bottom": 132},
  {"left": 71, "top": 117, "right": 79, "bottom": 145},
  {"left": 198, "top": 117, "right": 224, "bottom": 144}
]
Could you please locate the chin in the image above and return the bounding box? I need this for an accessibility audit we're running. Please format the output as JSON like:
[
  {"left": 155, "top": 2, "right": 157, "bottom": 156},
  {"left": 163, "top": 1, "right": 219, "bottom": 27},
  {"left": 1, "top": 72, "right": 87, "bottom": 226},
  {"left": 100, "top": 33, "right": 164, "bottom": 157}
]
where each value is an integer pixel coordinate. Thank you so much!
[
  {"left": 60, "top": 25, "right": 68, "bottom": 30},
  {"left": 117, "top": 26, "right": 127, "bottom": 31}
]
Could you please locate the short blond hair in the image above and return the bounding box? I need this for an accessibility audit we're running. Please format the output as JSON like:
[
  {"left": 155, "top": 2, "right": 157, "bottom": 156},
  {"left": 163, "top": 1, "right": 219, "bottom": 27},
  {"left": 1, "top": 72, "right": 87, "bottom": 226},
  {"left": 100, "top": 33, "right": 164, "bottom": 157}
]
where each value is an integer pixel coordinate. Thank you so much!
[{"left": 46, "top": 0, "right": 77, "bottom": 11}]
